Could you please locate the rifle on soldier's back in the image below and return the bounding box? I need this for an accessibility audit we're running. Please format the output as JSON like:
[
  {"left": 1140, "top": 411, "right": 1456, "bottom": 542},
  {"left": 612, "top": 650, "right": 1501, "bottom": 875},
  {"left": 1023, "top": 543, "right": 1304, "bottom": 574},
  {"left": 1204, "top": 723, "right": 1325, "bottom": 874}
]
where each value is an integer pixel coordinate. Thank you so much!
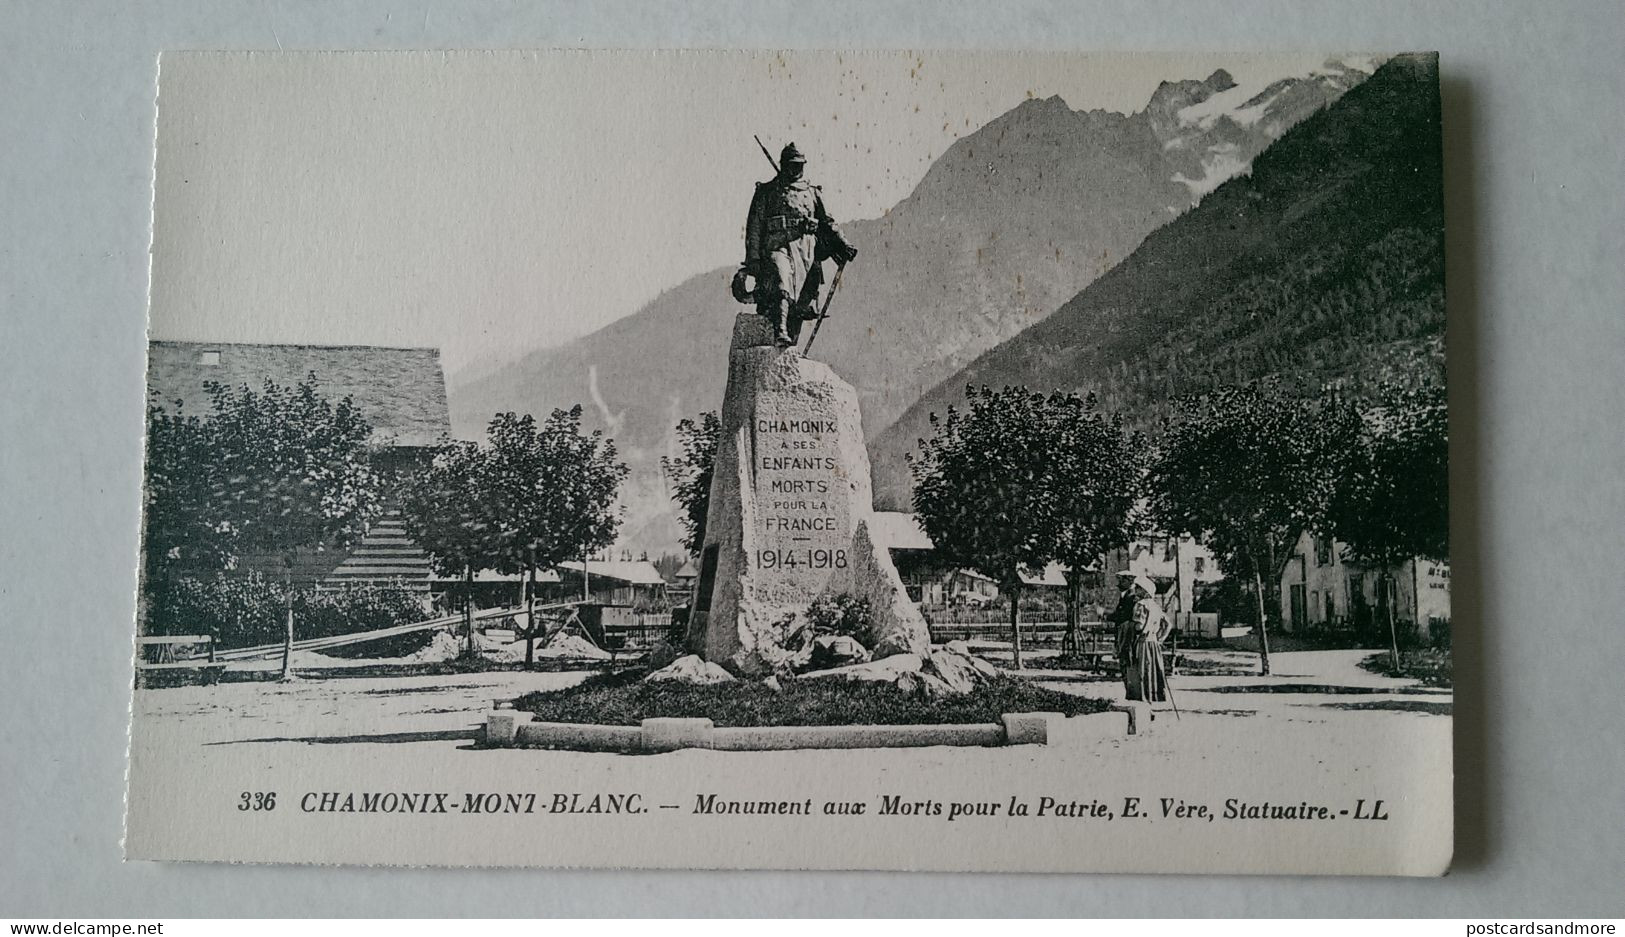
[{"left": 754, "top": 134, "right": 779, "bottom": 173}]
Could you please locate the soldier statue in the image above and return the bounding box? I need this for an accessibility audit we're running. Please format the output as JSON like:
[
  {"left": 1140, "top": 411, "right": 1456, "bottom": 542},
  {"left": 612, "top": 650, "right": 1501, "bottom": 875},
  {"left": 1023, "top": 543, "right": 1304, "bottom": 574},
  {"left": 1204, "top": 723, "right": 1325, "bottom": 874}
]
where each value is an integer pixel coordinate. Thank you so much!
[{"left": 733, "top": 143, "right": 858, "bottom": 347}]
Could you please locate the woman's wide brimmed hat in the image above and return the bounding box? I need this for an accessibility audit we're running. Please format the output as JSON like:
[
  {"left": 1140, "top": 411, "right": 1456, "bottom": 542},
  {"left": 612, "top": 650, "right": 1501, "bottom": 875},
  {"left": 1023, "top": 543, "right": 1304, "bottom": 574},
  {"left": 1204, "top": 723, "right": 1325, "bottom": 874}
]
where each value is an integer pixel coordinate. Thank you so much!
[{"left": 1132, "top": 575, "right": 1157, "bottom": 597}]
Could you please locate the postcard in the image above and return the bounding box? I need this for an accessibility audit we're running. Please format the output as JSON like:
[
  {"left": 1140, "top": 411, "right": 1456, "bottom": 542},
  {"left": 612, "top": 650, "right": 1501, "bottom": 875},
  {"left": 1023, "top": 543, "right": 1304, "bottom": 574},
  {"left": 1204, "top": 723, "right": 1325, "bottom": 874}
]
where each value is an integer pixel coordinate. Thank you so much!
[{"left": 127, "top": 50, "right": 1452, "bottom": 874}]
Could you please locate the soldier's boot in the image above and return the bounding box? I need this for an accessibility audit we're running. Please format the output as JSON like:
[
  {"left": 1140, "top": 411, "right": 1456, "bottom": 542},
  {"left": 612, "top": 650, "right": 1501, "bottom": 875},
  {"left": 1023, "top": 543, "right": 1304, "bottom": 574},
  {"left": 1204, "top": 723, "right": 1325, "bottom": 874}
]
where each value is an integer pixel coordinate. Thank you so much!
[
  {"left": 785, "top": 306, "right": 806, "bottom": 346},
  {"left": 770, "top": 299, "right": 794, "bottom": 347}
]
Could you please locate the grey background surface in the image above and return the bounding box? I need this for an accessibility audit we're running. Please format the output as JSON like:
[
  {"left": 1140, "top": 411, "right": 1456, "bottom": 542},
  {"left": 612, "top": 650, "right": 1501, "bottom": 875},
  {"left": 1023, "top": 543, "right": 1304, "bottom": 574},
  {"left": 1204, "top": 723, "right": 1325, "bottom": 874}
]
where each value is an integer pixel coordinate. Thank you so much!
[{"left": 2, "top": 0, "right": 1622, "bottom": 918}]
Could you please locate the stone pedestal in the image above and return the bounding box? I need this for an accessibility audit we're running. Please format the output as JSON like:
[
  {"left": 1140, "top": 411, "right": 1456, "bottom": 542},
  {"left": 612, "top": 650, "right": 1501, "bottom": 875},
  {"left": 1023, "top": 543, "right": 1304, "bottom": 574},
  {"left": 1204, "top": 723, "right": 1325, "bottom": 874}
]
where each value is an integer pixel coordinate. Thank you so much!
[{"left": 687, "top": 314, "right": 930, "bottom": 675}]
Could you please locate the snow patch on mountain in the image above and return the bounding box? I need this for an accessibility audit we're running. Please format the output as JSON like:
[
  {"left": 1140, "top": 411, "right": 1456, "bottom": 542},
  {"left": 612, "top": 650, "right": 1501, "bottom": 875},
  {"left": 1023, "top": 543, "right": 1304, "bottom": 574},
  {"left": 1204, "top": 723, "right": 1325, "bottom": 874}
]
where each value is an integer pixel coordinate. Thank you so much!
[
  {"left": 1178, "top": 81, "right": 1278, "bottom": 129},
  {"left": 587, "top": 363, "right": 626, "bottom": 436},
  {"left": 1314, "top": 54, "right": 1382, "bottom": 77},
  {"left": 1165, "top": 55, "right": 1380, "bottom": 198},
  {"left": 1172, "top": 146, "right": 1249, "bottom": 198},
  {"left": 1177, "top": 55, "right": 1378, "bottom": 130}
]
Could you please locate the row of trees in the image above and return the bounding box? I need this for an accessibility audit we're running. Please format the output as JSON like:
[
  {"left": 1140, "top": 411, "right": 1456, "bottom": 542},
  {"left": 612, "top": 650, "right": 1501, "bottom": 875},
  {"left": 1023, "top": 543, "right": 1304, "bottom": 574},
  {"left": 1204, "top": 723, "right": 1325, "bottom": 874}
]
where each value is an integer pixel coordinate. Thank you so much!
[
  {"left": 657, "top": 379, "right": 1446, "bottom": 674},
  {"left": 399, "top": 408, "right": 627, "bottom": 667},
  {"left": 143, "top": 375, "right": 628, "bottom": 675},
  {"left": 909, "top": 380, "right": 1449, "bottom": 673},
  {"left": 909, "top": 388, "right": 1142, "bottom": 669}
]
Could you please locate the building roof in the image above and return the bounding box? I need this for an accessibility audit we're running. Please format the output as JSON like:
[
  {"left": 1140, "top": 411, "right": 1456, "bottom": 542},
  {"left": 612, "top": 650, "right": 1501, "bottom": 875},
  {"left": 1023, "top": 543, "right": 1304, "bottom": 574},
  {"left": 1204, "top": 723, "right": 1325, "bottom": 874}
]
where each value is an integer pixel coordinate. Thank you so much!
[
  {"left": 456, "top": 568, "right": 563, "bottom": 584},
  {"left": 673, "top": 560, "right": 700, "bottom": 580},
  {"left": 872, "top": 513, "right": 1080, "bottom": 587},
  {"left": 1018, "top": 562, "right": 1070, "bottom": 588},
  {"left": 557, "top": 559, "right": 667, "bottom": 586},
  {"left": 147, "top": 340, "right": 452, "bottom": 448},
  {"left": 440, "top": 561, "right": 666, "bottom": 587},
  {"left": 868, "top": 511, "right": 934, "bottom": 551}
]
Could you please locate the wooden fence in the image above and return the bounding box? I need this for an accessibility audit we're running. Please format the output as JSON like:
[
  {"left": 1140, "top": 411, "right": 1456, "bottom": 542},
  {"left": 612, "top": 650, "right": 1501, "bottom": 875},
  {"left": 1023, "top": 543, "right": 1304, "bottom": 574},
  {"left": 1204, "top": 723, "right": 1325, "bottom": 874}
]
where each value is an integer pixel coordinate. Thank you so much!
[
  {"left": 918, "top": 604, "right": 1068, "bottom": 625},
  {"left": 210, "top": 602, "right": 547, "bottom": 661},
  {"left": 926, "top": 620, "right": 1075, "bottom": 644},
  {"left": 600, "top": 616, "right": 684, "bottom": 652}
]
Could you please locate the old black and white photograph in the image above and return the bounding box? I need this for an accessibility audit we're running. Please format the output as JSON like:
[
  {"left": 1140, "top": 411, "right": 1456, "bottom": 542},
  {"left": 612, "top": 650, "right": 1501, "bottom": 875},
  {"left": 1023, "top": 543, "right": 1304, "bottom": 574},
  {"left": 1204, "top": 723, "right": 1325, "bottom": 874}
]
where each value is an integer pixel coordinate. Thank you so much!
[{"left": 125, "top": 50, "right": 1452, "bottom": 874}]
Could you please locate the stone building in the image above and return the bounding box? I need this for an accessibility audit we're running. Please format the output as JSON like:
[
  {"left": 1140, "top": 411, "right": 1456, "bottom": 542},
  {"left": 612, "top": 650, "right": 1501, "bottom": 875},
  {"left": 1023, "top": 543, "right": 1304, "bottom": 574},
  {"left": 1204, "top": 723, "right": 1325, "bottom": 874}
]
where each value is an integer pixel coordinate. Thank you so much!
[
  {"left": 1016, "top": 562, "right": 1070, "bottom": 599},
  {"left": 145, "top": 339, "right": 452, "bottom": 592},
  {"left": 868, "top": 511, "right": 1227, "bottom": 618},
  {"left": 868, "top": 511, "right": 1001, "bottom": 606},
  {"left": 867, "top": 512, "right": 1077, "bottom": 612},
  {"left": 1099, "top": 533, "right": 1224, "bottom": 634},
  {"left": 1278, "top": 530, "right": 1451, "bottom": 638}
]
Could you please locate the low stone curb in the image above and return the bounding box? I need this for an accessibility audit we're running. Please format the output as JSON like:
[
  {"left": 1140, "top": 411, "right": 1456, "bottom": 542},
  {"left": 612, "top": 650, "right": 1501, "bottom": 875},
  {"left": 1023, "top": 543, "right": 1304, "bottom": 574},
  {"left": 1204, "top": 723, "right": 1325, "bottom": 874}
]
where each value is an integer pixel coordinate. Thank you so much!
[
  {"left": 1108, "top": 700, "right": 1153, "bottom": 736},
  {"left": 483, "top": 708, "right": 1136, "bottom": 752}
]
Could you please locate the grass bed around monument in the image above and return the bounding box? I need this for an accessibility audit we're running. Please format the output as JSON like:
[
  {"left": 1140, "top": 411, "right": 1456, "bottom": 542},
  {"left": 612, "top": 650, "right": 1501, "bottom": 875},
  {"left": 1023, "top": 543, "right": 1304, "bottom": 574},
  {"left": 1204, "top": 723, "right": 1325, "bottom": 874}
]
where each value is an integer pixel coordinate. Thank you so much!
[{"left": 512, "top": 668, "right": 1109, "bottom": 727}]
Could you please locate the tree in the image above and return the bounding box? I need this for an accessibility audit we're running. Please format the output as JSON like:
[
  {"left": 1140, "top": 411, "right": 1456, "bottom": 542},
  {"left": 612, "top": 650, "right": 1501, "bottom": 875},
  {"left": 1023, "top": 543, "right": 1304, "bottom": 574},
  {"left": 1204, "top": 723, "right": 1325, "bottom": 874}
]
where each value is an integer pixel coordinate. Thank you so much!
[
  {"left": 400, "top": 441, "right": 498, "bottom": 656},
  {"left": 651, "top": 552, "right": 687, "bottom": 582},
  {"left": 661, "top": 411, "right": 721, "bottom": 556},
  {"left": 1148, "top": 381, "right": 1359, "bottom": 675},
  {"left": 142, "top": 398, "right": 234, "bottom": 587},
  {"left": 910, "top": 386, "right": 1058, "bottom": 669},
  {"left": 1044, "top": 392, "right": 1143, "bottom": 656},
  {"left": 1329, "top": 382, "right": 1449, "bottom": 669},
  {"left": 483, "top": 407, "right": 629, "bottom": 668},
  {"left": 142, "top": 376, "right": 384, "bottom": 679}
]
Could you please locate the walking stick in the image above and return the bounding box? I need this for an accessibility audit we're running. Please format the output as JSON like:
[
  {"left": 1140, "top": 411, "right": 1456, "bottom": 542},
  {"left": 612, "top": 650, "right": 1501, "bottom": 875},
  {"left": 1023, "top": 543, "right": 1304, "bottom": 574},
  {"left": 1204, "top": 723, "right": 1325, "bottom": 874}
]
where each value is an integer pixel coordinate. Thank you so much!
[
  {"left": 1154, "top": 647, "right": 1182, "bottom": 721},
  {"left": 801, "top": 261, "right": 846, "bottom": 355}
]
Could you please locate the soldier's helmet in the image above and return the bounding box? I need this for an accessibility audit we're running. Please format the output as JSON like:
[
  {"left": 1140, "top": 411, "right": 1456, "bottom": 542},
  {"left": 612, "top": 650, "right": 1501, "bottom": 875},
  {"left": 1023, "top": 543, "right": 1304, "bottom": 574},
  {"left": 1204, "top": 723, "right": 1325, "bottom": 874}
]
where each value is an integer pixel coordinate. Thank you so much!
[{"left": 780, "top": 142, "right": 807, "bottom": 165}]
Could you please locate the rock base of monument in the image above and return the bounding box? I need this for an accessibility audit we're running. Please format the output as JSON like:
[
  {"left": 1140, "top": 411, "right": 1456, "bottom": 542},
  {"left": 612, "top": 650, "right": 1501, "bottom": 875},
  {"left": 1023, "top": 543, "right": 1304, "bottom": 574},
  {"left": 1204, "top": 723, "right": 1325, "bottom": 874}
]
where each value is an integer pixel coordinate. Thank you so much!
[
  {"left": 648, "top": 640, "right": 1002, "bottom": 698},
  {"left": 686, "top": 314, "right": 931, "bottom": 676}
]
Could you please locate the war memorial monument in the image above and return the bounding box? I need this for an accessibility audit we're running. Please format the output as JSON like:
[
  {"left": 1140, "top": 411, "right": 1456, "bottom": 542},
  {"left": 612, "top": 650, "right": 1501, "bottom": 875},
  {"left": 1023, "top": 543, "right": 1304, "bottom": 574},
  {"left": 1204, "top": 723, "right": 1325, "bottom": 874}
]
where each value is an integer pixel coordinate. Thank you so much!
[{"left": 686, "top": 142, "right": 932, "bottom": 676}]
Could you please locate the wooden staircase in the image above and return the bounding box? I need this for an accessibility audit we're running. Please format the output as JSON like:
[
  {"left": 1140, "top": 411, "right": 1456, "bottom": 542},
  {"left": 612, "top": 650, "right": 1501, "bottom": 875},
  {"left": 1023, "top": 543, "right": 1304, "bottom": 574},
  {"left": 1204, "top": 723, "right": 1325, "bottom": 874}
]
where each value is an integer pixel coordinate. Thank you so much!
[{"left": 321, "top": 511, "right": 433, "bottom": 592}]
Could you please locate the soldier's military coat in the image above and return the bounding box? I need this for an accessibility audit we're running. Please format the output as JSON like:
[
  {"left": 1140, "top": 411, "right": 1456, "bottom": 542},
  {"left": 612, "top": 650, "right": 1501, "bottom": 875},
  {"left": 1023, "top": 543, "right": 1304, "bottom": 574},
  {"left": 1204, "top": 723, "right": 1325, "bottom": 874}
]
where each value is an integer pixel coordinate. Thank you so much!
[{"left": 744, "top": 175, "right": 833, "bottom": 315}]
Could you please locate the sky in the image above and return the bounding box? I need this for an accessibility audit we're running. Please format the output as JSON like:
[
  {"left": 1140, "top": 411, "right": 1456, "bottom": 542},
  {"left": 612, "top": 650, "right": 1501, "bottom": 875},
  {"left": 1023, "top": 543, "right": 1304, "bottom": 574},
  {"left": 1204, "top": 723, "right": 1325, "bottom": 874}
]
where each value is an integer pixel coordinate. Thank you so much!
[{"left": 148, "top": 50, "right": 1345, "bottom": 377}]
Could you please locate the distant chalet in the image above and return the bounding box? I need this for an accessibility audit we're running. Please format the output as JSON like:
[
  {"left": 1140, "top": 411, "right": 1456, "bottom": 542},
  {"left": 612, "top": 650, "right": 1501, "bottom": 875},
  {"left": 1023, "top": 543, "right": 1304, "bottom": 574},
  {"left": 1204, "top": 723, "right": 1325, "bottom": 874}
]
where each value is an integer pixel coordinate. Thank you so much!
[{"left": 146, "top": 340, "right": 452, "bottom": 592}]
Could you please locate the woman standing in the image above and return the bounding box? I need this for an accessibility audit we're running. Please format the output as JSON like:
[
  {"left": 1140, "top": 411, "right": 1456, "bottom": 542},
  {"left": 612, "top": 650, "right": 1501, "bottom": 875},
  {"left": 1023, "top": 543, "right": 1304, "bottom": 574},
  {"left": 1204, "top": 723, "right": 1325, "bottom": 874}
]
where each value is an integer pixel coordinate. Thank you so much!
[{"left": 1120, "top": 575, "right": 1171, "bottom": 703}]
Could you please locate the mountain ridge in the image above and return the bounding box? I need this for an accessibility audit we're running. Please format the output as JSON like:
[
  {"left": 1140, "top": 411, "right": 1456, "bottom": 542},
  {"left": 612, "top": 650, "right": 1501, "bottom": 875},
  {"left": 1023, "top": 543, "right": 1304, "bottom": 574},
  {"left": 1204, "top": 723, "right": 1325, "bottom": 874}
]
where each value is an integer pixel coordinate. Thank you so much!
[
  {"left": 867, "top": 53, "right": 1445, "bottom": 509},
  {"left": 447, "top": 59, "right": 1377, "bottom": 553}
]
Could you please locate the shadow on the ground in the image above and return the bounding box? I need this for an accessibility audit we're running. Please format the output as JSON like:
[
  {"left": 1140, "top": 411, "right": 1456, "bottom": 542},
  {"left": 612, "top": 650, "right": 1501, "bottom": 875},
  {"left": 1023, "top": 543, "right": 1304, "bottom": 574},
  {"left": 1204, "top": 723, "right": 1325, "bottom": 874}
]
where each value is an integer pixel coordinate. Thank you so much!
[
  {"left": 1321, "top": 700, "right": 1453, "bottom": 715},
  {"left": 355, "top": 685, "right": 467, "bottom": 696},
  {"left": 1201, "top": 683, "right": 1451, "bottom": 696},
  {"left": 1012, "top": 672, "right": 1118, "bottom": 685},
  {"left": 206, "top": 728, "right": 481, "bottom": 746}
]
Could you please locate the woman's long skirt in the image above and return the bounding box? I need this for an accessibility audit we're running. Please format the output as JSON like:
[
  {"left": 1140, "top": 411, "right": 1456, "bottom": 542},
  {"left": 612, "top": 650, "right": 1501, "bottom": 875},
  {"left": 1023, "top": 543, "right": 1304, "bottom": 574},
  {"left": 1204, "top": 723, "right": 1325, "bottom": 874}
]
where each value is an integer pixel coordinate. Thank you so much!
[{"left": 1121, "top": 637, "right": 1167, "bottom": 702}]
